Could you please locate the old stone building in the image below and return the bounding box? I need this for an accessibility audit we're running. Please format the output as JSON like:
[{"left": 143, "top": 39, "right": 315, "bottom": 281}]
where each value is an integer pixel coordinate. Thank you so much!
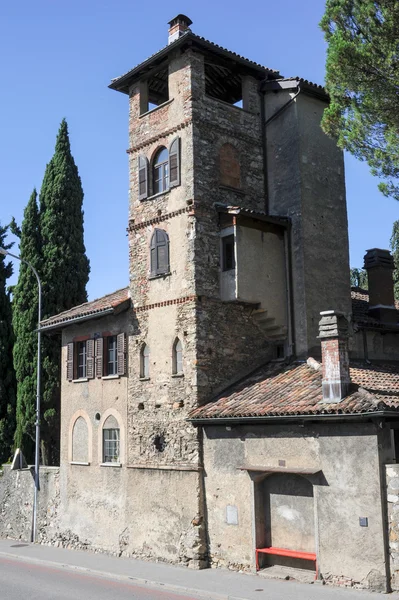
[{"left": 28, "top": 14, "right": 399, "bottom": 591}]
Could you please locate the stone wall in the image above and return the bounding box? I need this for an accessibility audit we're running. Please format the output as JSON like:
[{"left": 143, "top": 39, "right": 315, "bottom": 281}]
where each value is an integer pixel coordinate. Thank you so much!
[
  {"left": 386, "top": 464, "right": 399, "bottom": 590},
  {"left": 0, "top": 466, "right": 60, "bottom": 545}
]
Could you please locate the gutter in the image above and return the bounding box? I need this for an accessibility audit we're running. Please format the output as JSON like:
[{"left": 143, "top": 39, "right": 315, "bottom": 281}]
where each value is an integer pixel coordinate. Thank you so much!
[
  {"left": 40, "top": 308, "right": 115, "bottom": 332},
  {"left": 188, "top": 410, "right": 399, "bottom": 427}
]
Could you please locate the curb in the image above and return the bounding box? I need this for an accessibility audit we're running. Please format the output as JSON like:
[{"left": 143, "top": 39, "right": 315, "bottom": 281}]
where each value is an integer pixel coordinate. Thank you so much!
[{"left": 0, "top": 550, "right": 248, "bottom": 600}]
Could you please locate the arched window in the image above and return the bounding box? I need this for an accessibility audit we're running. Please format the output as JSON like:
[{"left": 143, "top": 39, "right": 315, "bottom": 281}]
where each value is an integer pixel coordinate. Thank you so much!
[
  {"left": 72, "top": 416, "right": 89, "bottom": 463},
  {"left": 219, "top": 143, "right": 241, "bottom": 189},
  {"left": 153, "top": 147, "right": 169, "bottom": 194},
  {"left": 150, "top": 229, "right": 170, "bottom": 276},
  {"left": 102, "top": 415, "right": 120, "bottom": 464},
  {"left": 172, "top": 338, "right": 183, "bottom": 375},
  {"left": 140, "top": 343, "right": 150, "bottom": 378}
]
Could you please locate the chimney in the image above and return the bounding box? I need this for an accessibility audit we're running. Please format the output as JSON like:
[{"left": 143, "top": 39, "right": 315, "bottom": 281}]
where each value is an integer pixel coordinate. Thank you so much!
[
  {"left": 168, "top": 14, "right": 192, "bottom": 45},
  {"left": 364, "top": 248, "right": 397, "bottom": 324},
  {"left": 318, "top": 310, "right": 350, "bottom": 402}
]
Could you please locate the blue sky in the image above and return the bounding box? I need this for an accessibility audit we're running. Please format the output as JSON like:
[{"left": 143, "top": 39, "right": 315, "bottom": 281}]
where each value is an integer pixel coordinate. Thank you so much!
[{"left": 1, "top": 0, "right": 397, "bottom": 301}]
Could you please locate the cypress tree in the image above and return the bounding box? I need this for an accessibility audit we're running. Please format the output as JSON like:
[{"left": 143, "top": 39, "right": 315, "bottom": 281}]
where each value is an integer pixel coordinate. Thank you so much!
[
  {"left": 13, "top": 190, "right": 41, "bottom": 462},
  {"left": 391, "top": 220, "right": 399, "bottom": 301},
  {"left": 39, "top": 119, "right": 90, "bottom": 465},
  {"left": 0, "top": 223, "right": 16, "bottom": 463}
]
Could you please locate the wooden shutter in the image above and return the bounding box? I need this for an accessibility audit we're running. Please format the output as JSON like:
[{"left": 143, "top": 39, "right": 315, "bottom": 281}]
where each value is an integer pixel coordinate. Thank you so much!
[
  {"left": 169, "top": 137, "right": 180, "bottom": 188},
  {"left": 138, "top": 155, "right": 149, "bottom": 200},
  {"left": 156, "top": 229, "right": 169, "bottom": 275},
  {"left": 95, "top": 337, "right": 103, "bottom": 378},
  {"left": 67, "top": 342, "right": 74, "bottom": 381},
  {"left": 86, "top": 339, "right": 95, "bottom": 379},
  {"left": 117, "top": 333, "right": 126, "bottom": 376}
]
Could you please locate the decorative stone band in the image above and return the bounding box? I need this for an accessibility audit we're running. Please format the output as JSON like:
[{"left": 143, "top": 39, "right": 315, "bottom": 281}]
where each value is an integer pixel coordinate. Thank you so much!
[
  {"left": 126, "top": 118, "right": 192, "bottom": 154},
  {"left": 135, "top": 295, "right": 197, "bottom": 313},
  {"left": 128, "top": 205, "right": 193, "bottom": 232}
]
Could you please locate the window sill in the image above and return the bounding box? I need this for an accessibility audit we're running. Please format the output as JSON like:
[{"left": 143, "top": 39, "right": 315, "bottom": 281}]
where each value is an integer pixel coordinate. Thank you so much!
[
  {"left": 171, "top": 373, "right": 184, "bottom": 378},
  {"left": 139, "top": 98, "right": 174, "bottom": 118},
  {"left": 148, "top": 272, "right": 171, "bottom": 281},
  {"left": 219, "top": 184, "right": 245, "bottom": 195},
  {"left": 100, "top": 462, "right": 122, "bottom": 468},
  {"left": 139, "top": 377, "right": 150, "bottom": 381},
  {"left": 73, "top": 378, "right": 88, "bottom": 383},
  {"left": 70, "top": 461, "right": 90, "bottom": 466},
  {"left": 102, "top": 375, "right": 120, "bottom": 380},
  {"left": 143, "top": 190, "right": 170, "bottom": 202}
]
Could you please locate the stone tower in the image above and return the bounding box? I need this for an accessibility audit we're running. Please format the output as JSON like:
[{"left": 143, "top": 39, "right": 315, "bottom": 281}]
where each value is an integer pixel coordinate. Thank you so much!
[{"left": 109, "top": 15, "right": 351, "bottom": 564}]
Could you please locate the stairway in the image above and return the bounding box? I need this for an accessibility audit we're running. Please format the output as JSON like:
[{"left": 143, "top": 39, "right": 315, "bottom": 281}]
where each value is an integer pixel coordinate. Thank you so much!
[{"left": 251, "top": 308, "right": 287, "bottom": 340}]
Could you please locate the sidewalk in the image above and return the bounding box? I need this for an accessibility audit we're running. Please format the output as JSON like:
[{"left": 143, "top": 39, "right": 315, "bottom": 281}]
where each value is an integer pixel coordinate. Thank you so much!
[{"left": 0, "top": 538, "right": 393, "bottom": 600}]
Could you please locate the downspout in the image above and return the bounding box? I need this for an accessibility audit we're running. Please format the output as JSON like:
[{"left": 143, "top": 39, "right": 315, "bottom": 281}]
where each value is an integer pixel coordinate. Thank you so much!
[{"left": 258, "top": 80, "right": 301, "bottom": 358}]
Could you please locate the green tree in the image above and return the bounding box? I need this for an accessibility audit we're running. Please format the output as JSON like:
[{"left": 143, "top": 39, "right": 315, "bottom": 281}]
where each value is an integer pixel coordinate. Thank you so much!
[
  {"left": 0, "top": 223, "right": 16, "bottom": 463},
  {"left": 320, "top": 0, "right": 399, "bottom": 200},
  {"left": 12, "top": 190, "right": 41, "bottom": 462},
  {"left": 350, "top": 267, "right": 368, "bottom": 288},
  {"left": 39, "top": 119, "right": 90, "bottom": 465},
  {"left": 391, "top": 220, "right": 399, "bottom": 300}
]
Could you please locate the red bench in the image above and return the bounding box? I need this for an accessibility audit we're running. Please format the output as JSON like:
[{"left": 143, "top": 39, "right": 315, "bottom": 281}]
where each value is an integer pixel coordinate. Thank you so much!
[{"left": 256, "top": 546, "right": 318, "bottom": 578}]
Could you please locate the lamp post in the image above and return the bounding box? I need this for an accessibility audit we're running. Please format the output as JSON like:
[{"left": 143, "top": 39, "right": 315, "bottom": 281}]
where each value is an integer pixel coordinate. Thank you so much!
[{"left": 0, "top": 247, "right": 42, "bottom": 543}]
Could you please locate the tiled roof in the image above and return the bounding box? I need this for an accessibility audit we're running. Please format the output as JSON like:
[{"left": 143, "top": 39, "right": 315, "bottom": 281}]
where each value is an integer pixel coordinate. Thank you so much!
[
  {"left": 188, "top": 360, "right": 399, "bottom": 422},
  {"left": 40, "top": 287, "right": 130, "bottom": 330},
  {"left": 109, "top": 31, "right": 280, "bottom": 93},
  {"left": 351, "top": 287, "right": 399, "bottom": 327}
]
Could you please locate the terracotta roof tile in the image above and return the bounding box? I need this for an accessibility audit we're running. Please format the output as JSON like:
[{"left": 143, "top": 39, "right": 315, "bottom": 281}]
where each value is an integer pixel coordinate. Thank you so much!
[
  {"left": 109, "top": 31, "right": 280, "bottom": 92},
  {"left": 189, "top": 360, "right": 399, "bottom": 421},
  {"left": 40, "top": 287, "right": 130, "bottom": 330},
  {"left": 351, "top": 287, "right": 399, "bottom": 327}
]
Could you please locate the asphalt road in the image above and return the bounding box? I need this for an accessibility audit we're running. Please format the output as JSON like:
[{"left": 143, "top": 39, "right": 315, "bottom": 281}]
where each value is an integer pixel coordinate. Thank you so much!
[{"left": 0, "top": 556, "right": 202, "bottom": 600}]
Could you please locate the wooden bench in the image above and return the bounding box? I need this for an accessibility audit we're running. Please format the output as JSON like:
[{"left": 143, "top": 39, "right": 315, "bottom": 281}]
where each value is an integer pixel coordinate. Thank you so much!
[{"left": 256, "top": 546, "right": 318, "bottom": 578}]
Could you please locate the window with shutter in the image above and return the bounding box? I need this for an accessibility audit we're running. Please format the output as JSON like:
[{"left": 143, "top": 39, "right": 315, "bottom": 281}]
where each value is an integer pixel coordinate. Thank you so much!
[
  {"left": 153, "top": 147, "right": 169, "bottom": 194},
  {"left": 95, "top": 337, "right": 103, "bottom": 378},
  {"left": 150, "top": 228, "right": 170, "bottom": 276},
  {"left": 67, "top": 342, "right": 74, "bottom": 381},
  {"left": 86, "top": 339, "right": 95, "bottom": 379},
  {"left": 117, "top": 333, "right": 126, "bottom": 376},
  {"left": 138, "top": 155, "right": 149, "bottom": 200},
  {"left": 77, "top": 341, "right": 87, "bottom": 379},
  {"left": 169, "top": 137, "right": 180, "bottom": 187}
]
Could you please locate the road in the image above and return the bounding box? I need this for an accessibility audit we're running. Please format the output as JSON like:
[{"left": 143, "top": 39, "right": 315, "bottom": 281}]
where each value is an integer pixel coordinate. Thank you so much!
[{"left": 0, "top": 555, "right": 202, "bottom": 600}]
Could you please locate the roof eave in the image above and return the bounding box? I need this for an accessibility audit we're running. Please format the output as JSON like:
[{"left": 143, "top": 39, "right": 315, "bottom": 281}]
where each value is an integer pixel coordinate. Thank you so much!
[
  {"left": 188, "top": 409, "right": 399, "bottom": 426},
  {"left": 262, "top": 78, "right": 329, "bottom": 103},
  {"left": 40, "top": 307, "right": 116, "bottom": 332},
  {"left": 109, "top": 32, "right": 280, "bottom": 95}
]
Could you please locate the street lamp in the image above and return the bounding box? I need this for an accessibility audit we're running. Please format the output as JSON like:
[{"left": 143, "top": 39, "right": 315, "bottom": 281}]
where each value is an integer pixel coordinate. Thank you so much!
[{"left": 0, "top": 247, "right": 42, "bottom": 543}]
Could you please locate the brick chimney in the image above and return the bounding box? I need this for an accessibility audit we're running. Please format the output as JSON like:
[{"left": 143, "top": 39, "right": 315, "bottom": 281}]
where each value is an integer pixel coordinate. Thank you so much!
[
  {"left": 168, "top": 14, "right": 192, "bottom": 45},
  {"left": 318, "top": 310, "right": 350, "bottom": 403},
  {"left": 364, "top": 248, "right": 397, "bottom": 324}
]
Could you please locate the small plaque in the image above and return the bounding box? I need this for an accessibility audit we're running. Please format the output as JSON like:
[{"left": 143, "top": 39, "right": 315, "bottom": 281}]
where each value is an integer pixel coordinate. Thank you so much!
[
  {"left": 226, "top": 505, "right": 238, "bottom": 525},
  {"left": 278, "top": 460, "right": 286, "bottom": 467},
  {"left": 359, "top": 517, "right": 368, "bottom": 527}
]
